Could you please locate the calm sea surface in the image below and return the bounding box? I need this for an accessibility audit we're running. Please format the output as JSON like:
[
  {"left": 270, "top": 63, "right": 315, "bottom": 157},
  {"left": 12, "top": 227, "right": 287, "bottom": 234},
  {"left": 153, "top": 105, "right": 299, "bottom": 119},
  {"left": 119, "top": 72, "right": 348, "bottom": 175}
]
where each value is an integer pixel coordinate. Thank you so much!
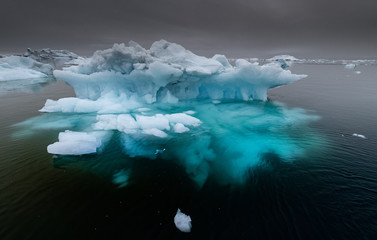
[{"left": 1, "top": 63, "right": 377, "bottom": 239}]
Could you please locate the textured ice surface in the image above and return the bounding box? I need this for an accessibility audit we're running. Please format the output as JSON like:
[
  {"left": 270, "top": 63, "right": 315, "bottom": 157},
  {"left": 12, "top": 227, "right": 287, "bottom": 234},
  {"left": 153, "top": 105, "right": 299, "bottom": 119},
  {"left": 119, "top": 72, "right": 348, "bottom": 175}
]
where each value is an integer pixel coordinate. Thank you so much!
[
  {"left": 50, "top": 40, "right": 306, "bottom": 112},
  {"left": 174, "top": 209, "right": 192, "bottom": 233},
  {"left": 47, "top": 130, "right": 105, "bottom": 155},
  {"left": 23, "top": 48, "right": 81, "bottom": 68},
  {"left": 0, "top": 56, "right": 53, "bottom": 81},
  {"left": 266, "top": 55, "right": 298, "bottom": 69},
  {"left": 93, "top": 112, "right": 200, "bottom": 138}
]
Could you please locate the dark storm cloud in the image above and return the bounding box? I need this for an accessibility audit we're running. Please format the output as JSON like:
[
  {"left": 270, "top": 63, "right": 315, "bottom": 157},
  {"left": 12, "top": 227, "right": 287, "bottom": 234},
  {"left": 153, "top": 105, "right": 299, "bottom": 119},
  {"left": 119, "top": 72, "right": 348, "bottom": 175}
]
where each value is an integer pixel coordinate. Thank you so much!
[{"left": 1, "top": 0, "right": 376, "bottom": 57}]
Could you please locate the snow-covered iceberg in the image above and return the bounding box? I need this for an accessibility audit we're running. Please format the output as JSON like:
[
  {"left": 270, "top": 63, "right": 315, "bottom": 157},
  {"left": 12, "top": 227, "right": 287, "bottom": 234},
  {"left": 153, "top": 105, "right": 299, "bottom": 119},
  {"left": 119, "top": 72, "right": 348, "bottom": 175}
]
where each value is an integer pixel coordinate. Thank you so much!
[
  {"left": 11, "top": 40, "right": 325, "bottom": 186},
  {"left": 48, "top": 40, "right": 306, "bottom": 114},
  {"left": 0, "top": 56, "right": 53, "bottom": 81}
]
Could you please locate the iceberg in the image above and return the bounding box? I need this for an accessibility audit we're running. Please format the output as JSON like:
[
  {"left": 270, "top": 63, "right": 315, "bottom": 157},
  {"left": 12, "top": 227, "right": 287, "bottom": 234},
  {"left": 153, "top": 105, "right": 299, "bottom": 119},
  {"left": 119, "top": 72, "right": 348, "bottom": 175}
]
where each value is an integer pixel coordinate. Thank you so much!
[
  {"left": 0, "top": 56, "right": 53, "bottom": 81},
  {"left": 23, "top": 48, "right": 82, "bottom": 68},
  {"left": 174, "top": 209, "right": 192, "bottom": 233},
  {"left": 47, "top": 39, "right": 306, "bottom": 114},
  {"left": 10, "top": 40, "right": 325, "bottom": 186}
]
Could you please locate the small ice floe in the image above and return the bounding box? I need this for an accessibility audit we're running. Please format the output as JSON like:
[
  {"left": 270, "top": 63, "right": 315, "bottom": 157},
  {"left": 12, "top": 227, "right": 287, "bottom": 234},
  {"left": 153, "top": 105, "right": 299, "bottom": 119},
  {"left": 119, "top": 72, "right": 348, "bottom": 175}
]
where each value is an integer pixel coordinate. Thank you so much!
[
  {"left": 354, "top": 71, "right": 361, "bottom": 74},
  {"left": 47, "top": 130, "right": 103, "bottom": 155},
  {"left": 352, "top": 133, "right": 367, "bottom": 139},
  {"left": 173, "top": 123, "right": 190, "bottom": 133},
  {"left": 112, "top": 169, "right": 130, "bottom": 188},
  {"left": 174, "top": 208, "right": 192, "bottom": 233},
  {"left": 184, "top": 110, "right": 196, "bottom": 115},
  {"left": 154, "top": 148, "right": 166, "bottom": 155},
  {"left": 344, "top": 63, "right": 356, "bottom": 69},
  {"left": 212, "top": 100, "right": 221, "bottom": 104}
]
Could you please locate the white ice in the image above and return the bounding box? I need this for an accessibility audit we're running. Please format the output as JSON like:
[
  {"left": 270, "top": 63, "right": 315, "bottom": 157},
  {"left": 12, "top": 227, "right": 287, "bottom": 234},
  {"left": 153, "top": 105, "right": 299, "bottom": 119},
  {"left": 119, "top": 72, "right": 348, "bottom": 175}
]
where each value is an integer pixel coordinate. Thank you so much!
[
  {"left": 173, "top": 123, "right": 189, "bottom": 133},
  {"left": 345, "top": 63, "right": 356, "bottom": 69},
  {"left": 352, "top": 133, "right": 367, "bottom": 139},
  {"left": 47, "top": 40, "right": 306, "bottom": 114},
  {"left": 93, "top": 112, "right": 200, "bottom": 138},
  {"left": 0, "top": 56, "right": 53, "bottom": 81},
  {"left": 174, "top": 209, "right": 192, "bottom": 233},
  {"left": 47, "top": 130, "right": 104, "bottom": 155}
]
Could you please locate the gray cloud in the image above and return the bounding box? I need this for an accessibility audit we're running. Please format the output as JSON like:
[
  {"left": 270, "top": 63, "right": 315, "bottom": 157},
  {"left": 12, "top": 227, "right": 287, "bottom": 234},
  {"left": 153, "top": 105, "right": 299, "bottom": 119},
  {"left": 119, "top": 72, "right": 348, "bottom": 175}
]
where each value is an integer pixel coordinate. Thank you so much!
[{"left": 1, "top": 0, "right": 376, "bottom": 58}]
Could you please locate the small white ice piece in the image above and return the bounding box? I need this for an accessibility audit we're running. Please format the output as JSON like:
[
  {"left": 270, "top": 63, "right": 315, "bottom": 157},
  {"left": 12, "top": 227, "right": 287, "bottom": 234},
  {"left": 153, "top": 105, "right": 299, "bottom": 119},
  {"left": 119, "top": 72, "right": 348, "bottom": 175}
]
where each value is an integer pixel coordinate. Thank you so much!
[
  {"left": 174, "top": 209, "right": 192, "bottom": 233},
  {"left": 345, "top": 63, "right": 356, "bottom": 69},
  {"left": 352, "top": 133, "right": 367, "bottom": 139},
  {"left": 173, "top": 123, "right": 190, "bottom": 133}
]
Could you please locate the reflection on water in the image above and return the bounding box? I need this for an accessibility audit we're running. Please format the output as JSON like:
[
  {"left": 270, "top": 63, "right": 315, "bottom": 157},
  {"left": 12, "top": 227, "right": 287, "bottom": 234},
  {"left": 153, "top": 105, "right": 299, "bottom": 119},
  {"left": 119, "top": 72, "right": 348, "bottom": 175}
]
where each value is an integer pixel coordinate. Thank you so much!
[{"left": 0, "top": 77, "right": 55, "bottom": 94}]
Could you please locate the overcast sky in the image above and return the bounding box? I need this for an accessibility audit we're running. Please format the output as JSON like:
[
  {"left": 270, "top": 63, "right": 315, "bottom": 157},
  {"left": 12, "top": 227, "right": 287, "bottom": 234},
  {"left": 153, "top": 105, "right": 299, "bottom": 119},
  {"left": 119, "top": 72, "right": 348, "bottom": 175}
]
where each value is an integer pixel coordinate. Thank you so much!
[{"left": 1, "top": 0, "right": 376, "bottom": 58}]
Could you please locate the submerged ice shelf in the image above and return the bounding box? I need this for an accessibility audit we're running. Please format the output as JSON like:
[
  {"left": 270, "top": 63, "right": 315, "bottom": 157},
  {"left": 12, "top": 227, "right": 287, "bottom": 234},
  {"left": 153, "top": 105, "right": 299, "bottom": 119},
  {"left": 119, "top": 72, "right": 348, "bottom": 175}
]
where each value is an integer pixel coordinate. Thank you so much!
[{"left": 17, "top": 100, "right": 323, "bottom": 185}]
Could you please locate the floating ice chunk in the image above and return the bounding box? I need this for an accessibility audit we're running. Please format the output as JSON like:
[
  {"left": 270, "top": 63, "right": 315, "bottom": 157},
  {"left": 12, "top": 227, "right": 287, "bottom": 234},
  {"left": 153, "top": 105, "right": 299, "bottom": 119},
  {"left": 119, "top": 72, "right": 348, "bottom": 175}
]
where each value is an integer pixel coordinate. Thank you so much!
[
  {"left": 267, "top": 55, "right": 298, "bottom": 62},
  {"left": 142, "top": 128, "right": 168, "bottom": 138},
  {"left": 183, "top": 110, "right": 196, "bottom": 115},
  {"left": 0, "top": 56, "right": 53, "bottom": 81},
  {"left": 40, "top": 93, "right": 143, "bottom": 113},
  {"left": 345, "top": 63, "right": 356, "bottom": 69},
  {"left": 352, "top": 133, "right": 367, "bottom": 139},
  {"left": 354, "top": 71, "right": 361, "bottom": 74},
  {"left": 112, "top": 169, "right": 130, "bottom": 188},
  {"left": 93, "top": 112, "right": 201, "bottom": 136},
  {"left": 174, "top": 209, "right": 192, "bottom": 233},
  {"left": 93, "top": 114, "right": 139, "bottom": 133},
  {"left": 173, "top": 123, "right": 190, "bottom": 133},
  {"left": 266, "top": 55, "right": 298, "bottom": 69},
  {"left": 136, "top": 114, "right": 170, "bottom": 131},
  {"left": 165, "top": 113, "right": 201, "bottom": 127},
  {"left": 47, "top": 130, "right": 103, "bottom": 155}
]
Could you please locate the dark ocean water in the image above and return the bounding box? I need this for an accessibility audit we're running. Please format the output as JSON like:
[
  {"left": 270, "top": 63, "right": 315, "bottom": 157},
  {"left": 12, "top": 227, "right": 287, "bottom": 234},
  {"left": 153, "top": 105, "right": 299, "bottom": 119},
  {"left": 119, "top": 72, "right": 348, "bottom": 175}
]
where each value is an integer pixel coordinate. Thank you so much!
[{"left": 1, "top": 63, "right": 377, "bottom": 239}]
